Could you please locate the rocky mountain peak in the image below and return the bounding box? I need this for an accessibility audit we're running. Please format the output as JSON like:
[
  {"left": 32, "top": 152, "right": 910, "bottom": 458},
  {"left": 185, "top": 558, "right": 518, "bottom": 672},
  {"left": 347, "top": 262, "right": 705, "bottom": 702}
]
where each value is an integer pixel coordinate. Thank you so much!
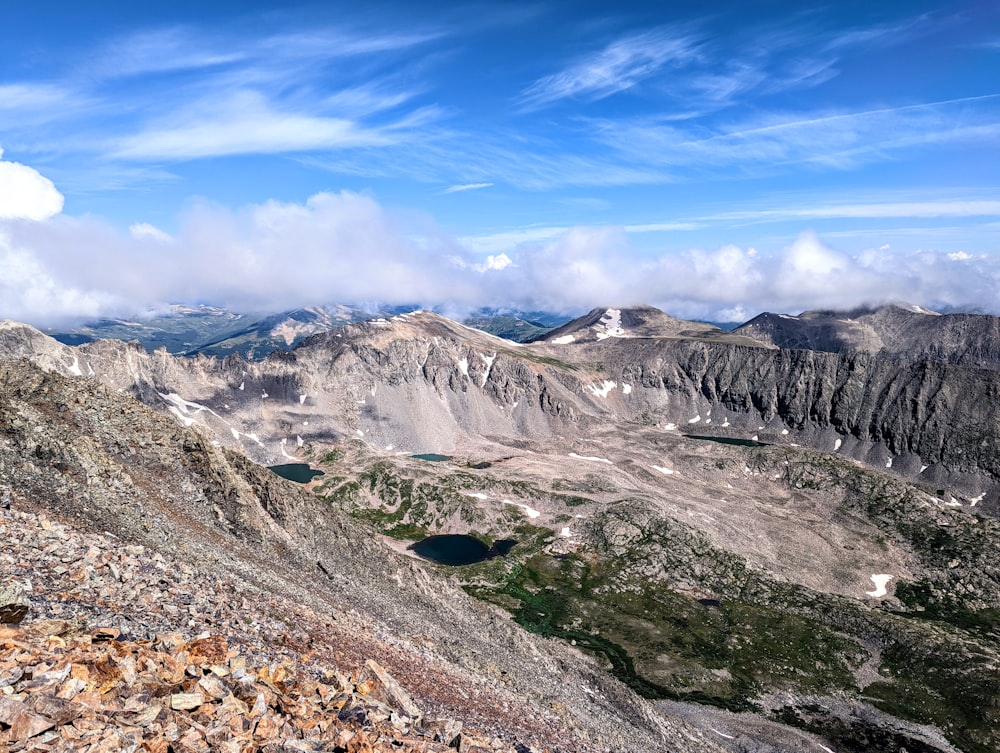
[{"left": 532, "top": 305, "right": 727, "bottom": 345}]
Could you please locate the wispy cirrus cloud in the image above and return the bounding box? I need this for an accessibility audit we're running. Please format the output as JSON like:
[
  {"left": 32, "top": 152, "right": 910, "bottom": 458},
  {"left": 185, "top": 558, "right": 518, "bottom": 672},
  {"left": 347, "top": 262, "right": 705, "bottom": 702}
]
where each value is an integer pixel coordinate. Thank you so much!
[
  {"left": 111, "top": 90, "right": 445, "bottom": 160},
  {"left": 0, "top": 83, "right": 84, "bottom": 111},
  {"left": 591, "top": 93, "right": 1000, "bottom": 173},
  {"left": 703, "top": 199, "right": 1000, "bottom": 223},
  {"left": 520, "top": 27, "right": 703, "bottom": 109},
  {"left": 441, "top": 182, "right": 494, "bottom": 194},
  {"left": 0, "top": 19, "right": 447, "bottom": 174},
  {"left": 89, "top": 27, "right": 247, "bottom": 79},
  {"left": 89, "top": 25, "right": 443, "bottom": 81}
]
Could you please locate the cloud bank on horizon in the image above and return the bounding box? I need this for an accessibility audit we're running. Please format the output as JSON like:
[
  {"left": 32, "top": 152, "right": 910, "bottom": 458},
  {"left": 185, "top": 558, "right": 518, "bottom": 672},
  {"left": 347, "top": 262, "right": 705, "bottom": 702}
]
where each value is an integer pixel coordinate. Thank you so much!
[
  {"left": 2, "top": 168, "right": 997, "bottom": 325},
  {"left": 1, "top": 1, "right": 999, "bottom": 324}
]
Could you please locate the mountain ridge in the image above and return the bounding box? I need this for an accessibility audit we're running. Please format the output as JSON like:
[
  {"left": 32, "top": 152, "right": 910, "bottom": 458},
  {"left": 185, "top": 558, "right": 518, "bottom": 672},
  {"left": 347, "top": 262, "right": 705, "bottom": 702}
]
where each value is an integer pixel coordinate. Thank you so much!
[
  {"left": 734, "top": 302, "right": 1000, "bottom": 367},
  {"left": 3, "top": 307, "right": 1000, "bottom": 752}
]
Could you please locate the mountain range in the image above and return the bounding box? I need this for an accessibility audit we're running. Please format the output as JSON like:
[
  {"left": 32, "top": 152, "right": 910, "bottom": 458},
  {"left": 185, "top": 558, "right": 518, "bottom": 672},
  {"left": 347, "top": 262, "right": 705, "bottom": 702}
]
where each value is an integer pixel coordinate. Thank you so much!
[
  {"left": 3, "top": 302, "right": 999, "bottom": 753},
  {"left": 44, "top": 304, "right": 563, "bottom": 359}
]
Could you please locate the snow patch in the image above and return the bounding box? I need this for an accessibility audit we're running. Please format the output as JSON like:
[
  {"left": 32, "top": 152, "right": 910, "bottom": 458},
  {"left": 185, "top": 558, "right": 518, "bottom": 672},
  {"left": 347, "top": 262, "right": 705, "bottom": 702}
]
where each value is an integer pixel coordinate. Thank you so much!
[
  {"left": 464, "top": 492, "right": 489, "bottom": 500},
  {"left": 688, "top": 415, "right": 701, "bottom": 424},
  {"left": 230, "top": 428, "right": 240, "bottom": 440},
  {"left": 167, "top": 407, "right": 197, "bottom": 427},
  {"left": 560, "top": 526, "right": 572, "bottom": 537},
  {"left": 457, "top": 357, "right": 469, "bottom": 377},
  {"left": 67, "top": 357, "right": 83, "bottom": 377},
  {"left": 586, "top": 380, "right": 617, "bottom": 398},
  {"left": 299, "top": 394, "right": 307, "bottom": 405},
  {"left": 920, "top": 465, "right": 927, "bottom": 473},
  {"left": 970, "top": 493, "right": 985, "bottom": 506},
  {"left": 865, "top": 574, "right": 893, "bottom": 598},
  {"left": 622, "top": 384, "right": 632, "bottom": 395},
  {"left": 652, "top": 465, "right": 674, "bottom": 476},
  {"left": 834, "top": 438, "right": 842, "bottom": 451},
  {"left": 356, "top": 429, "right": 364, "bottom": 437},
  {"left": 296, "top": 435, "right": 304, "bottom": 448},
  {"left": 721, "top": 419, "right": 729, "bottom": 427},
  {"left": 663, "top": 423, "right": 677, "bottom": 431},
  {"left": 592, "top": 308, "right": 625, "bottom": 340},
  {"left": 479, "top": 352, "right": 496, "bottom": 385},
  {"left": 710, "top": 729, "right": 735, "bottom": 740},
  {"left": 238, "top": 381, "right": 245, "bottom": 391},
  {"left": 885, "top": 457, "right": 893, "bottom": 468},
  {"left": 781, "top": 428, "right": 789, "bottom": 435},
  {"left": 551, "top": 334, "right": 575, "bottom": 345},
  {"left": 569, "top": 452, "right": 612, "bottom": 465},
  {"left": 159, "top": 393, "right": 225, "bottom": 422}
]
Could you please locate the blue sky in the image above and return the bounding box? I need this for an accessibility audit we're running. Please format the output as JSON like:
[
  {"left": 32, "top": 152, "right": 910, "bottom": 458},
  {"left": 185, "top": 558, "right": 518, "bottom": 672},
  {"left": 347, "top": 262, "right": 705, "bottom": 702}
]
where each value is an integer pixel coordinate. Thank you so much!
[{"left": 1, "top": 1, "right": 999, "bottom": 324}]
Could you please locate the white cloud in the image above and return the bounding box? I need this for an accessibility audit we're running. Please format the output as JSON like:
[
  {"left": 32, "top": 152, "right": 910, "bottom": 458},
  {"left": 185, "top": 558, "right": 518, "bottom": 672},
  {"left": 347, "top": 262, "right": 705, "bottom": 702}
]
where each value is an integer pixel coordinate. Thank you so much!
[
  {"left": 484, "top": 253, "right": 512, "bottom": 271},
  {"left": 2, "top": 170, "right": 1000, "bottom": 327},
  {"left": 0, "top": 236, "right": 122, "bottom": 324},
  {"left": 0, "top": 149, "right": 64, "bottom": 221}
]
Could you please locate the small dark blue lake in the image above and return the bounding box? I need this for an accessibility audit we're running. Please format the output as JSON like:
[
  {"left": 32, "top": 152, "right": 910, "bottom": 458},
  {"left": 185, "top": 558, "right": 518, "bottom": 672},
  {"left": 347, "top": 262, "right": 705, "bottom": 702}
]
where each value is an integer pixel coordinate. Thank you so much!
[
  {"left": 409, "top": 535, "right": 518, "bottom": 566},
  {"left": 268, "top": 463, "right": 325, "bottom": 483},
  {"left": 411, "top": 453, "right": 454, "bottom": 462},
  {"left": 684, "top": 434, "right": 768, "bottom": 448}
]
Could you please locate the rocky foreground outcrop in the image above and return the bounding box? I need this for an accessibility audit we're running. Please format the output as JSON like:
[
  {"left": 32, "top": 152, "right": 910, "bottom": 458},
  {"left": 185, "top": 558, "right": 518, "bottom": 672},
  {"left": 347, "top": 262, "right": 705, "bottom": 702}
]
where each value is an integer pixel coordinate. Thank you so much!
[{"left": 0, "top": 507, "right": 525, "bottom": 753}]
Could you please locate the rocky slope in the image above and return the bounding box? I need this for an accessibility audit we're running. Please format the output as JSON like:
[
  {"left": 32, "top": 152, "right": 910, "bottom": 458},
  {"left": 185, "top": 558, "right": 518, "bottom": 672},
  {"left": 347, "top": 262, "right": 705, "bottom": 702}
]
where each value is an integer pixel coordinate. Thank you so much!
[
  {"left": 734, "top": 304, "right": 1000, "bottom": 368},
  {"left": 0, "top": 358, "right": 730, "bottom": 753}
]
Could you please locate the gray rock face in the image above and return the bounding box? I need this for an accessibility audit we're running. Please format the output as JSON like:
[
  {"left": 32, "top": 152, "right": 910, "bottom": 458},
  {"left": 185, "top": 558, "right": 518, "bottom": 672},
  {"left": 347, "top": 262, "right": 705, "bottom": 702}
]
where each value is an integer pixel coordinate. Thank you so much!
[
  {"left": 734, "top": 303, "right": 1000, "bottom": 368},
  {"left": 586, "top": 338, "right": 1000, "bottom": 511}
]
